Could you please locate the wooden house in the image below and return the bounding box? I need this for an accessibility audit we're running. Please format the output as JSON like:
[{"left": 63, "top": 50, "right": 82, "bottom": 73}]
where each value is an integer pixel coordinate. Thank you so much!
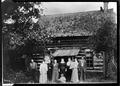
[{"left": 32, "top": 2, "right": 116, "bottom": 73}]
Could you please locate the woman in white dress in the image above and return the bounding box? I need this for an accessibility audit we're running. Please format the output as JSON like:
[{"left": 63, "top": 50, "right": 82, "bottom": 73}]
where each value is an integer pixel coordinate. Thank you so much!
[
  {"left": 39, "top": 61, "right": 48, "bottom": 83},
  {"left": 70, "top": 58, "right": 79, "bottom": 83}
]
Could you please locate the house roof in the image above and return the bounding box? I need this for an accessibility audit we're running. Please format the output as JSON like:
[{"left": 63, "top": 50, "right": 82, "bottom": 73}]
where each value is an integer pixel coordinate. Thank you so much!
[{"left": 40, "top": 9, "right": 116, "bottom": 37}]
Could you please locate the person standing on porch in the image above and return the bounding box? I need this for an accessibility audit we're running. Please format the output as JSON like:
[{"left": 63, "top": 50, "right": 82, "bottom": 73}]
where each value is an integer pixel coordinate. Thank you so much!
[
  {"left": 66, "top": 58, "right": 72, "bottom": 82},
  {"left": 78, "top": 58, "right": 81, "bottom": 81},
  {"left": 59, "top": 58, "right": 66, "bottom": 79},
  {"left": 39, "top": 60, "right": 48, "bottom": 83},
  {"left": 47, "top": 61, "right": 53, "bottom": 82},
  {"left": 80, "top": 56, "right": 86, "bottom": 81},
  {"left": 52, "top": 59, "right": 59, "bottom": 83},
  {"left": 70, "top": 58, "right": 79, "bottom": 83},
  {"left": 44, "top": 55, "right": 53, "bottom": 82},
  {"left": 30, "top": 59, "right": 37, "bottom": 83}
]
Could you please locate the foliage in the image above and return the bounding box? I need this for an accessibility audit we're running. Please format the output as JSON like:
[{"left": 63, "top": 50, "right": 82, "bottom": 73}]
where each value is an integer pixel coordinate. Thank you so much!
[
  {"left": 2, "top": 1, "right": 52, "bottom": 71},
  {"left": 3, "top": 68, "right": 32, "bottom": 83},
  {"left": 88, "top": 16, "right": 117, "bottom": 78},
  {"left": 89, "top": 19, "right": 117, "bottom": 52},
  {"left": 2, "top": 1, "right": 51, "bottom": 49}
]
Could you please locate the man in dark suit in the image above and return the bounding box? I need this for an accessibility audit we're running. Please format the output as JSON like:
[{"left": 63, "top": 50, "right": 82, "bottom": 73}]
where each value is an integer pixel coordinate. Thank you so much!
[
  {"left": 30, "top": 59, "right": 37, "bottom": 83},
  {"left": 78, "top": 56, "right": 86, "bottom": 81}
]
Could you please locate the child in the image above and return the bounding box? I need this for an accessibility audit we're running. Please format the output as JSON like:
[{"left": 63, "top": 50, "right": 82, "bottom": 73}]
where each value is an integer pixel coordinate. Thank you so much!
[{"left": 58, "top": 74, "right": 66, "bottom": 83}]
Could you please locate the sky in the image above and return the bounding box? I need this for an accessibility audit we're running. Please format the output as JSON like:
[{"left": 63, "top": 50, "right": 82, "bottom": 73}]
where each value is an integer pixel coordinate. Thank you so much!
[
  {"left": 1, "top": 0, "right": 117, "bottom": 15},
  {"left": 41, "top": 2, "right": 117, "bottom": 15}
]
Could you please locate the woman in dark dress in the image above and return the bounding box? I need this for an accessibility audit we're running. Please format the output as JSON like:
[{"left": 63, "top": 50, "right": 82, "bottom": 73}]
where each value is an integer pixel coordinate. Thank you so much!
[
  {"left": 59, "top": 58, "right": 66, "bottom": 78},
  {"left": 52, "top": 59, "right": 59, "bottom": 83},
  {"left": 78, "top": 59, "right": 81, "bottom": 81},
  {"left": 47, "top": 62, "right": 53, "bottom": 82},
  {"left": 66, "top": 58, "right": 72, "bottom": 82}
]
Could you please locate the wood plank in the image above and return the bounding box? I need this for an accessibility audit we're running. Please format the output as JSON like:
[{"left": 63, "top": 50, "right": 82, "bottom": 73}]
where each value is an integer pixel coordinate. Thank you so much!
[
  {"left": 94, "top": 59, "right": 103, "bottom": 61},
  {"left": 86, "top": 70, "right": 103, "bottom": 72},
  {"left": 94, "top": 67, "right": 103, "bottom": 69},
  {"left": 86, "top": 67, "right": 94, "bottom": 69},
  {"left": 94, "top": 63, "right": 104, "bottom": 65}
]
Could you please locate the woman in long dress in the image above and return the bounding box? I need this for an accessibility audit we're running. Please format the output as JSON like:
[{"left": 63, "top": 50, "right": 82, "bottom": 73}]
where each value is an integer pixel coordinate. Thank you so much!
[
  {"left": 39, "top": 61, "right": 48, "bottom": 83},
  {"left": 70, "top": 58, "right": 79, "bottom": 83},
  {"left": 47, "top": 62, "right": 53, "bottom": 82},
  {"left": 52, "top": 59, "right": 59, "bottom": 83},
  {"left": 66, "top": 58, "right": 72, "bottom": 82},
  {"left": 59, "top": 58, "right": 66, "bottom": 78}
]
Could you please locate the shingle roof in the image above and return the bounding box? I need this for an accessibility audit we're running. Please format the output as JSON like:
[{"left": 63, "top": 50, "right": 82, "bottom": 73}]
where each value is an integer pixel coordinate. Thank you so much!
[{"left": 40, "top": 9, "right": 116, "bottom": 37}]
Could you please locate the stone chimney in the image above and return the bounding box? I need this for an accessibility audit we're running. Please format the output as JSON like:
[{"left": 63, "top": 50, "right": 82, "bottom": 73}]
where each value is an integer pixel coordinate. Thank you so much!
[{"left": 104, "top": 2, "right": 109, "bottom": 12}]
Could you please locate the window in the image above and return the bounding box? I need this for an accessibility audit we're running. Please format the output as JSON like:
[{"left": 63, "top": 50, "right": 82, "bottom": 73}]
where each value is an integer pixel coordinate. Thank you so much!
[{"left": 86, "top": 52, "right": 93, "bottom": 69}]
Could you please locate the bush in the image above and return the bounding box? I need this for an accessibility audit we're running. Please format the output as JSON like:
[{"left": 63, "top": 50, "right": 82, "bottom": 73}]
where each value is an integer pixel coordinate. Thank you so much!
[{"left": 3, "top": 67, "right": 32, "bottom": 84}]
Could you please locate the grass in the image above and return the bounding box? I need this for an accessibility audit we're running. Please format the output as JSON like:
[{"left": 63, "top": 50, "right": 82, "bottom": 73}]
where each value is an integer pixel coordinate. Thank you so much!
[
  {"left": 85, "top": 72, "right": 117, "bottom": 82},
  {"left": 3, "top": 68, "right": 32, "bottom": 84},
  {"left": 3, "top": 67, "right": 117, "bottom": 84}
]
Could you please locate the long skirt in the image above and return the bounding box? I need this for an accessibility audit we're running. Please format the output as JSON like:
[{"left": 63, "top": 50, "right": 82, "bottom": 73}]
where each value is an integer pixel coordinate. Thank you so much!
[
  {"left": 78, "top": 69, "right": 81, "bottom": 81},
  {"left": 71, "top": 68, "right": 79, "bottom": 83},
  {"left": 39, "top": 73, "right": 47, "bottom": 83},
  {"left": 47, "top": 69, "right": 52, "bottom": 81},
  {"left": 35, "top": 70, "right": 40, "bottom": 83},
  {"left": 31, "top": 69, "right": 36, "bottom": 82},
  {"left": 59, "top": 69, "right": 66, "bottom": 78},
  {"left": 52, "top": 70, "right": 59, "bottom": 82},
  {"left": 66, "top": 68, "right": 72, "bottom": 82}
]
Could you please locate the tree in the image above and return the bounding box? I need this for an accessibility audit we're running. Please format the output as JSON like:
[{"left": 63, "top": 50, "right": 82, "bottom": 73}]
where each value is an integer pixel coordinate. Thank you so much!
[
  {"left": 2, "top": 1, "right": 51, "bottom": 71},
  {"left": 2, "top": 0, "right": 42, "bottom": 47},
  {"left": 89, "top": 18, "right": 117, "bottom": 78}
]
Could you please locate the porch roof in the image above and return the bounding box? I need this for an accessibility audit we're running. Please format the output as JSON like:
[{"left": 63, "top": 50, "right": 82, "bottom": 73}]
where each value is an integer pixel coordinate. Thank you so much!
[{"left": 52, "top": 49, "right": 80, "bottom": 57}]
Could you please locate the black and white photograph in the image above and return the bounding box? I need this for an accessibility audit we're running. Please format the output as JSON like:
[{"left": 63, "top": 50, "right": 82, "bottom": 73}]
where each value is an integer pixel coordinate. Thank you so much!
[{"left": 2, "top": 1, "right": 117, "bottom": 85}]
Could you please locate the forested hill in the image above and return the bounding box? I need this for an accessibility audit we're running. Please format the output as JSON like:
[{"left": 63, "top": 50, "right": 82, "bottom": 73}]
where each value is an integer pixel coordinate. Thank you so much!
[{"left": 40, "top": 9, "right": 116, "bottom": 37}]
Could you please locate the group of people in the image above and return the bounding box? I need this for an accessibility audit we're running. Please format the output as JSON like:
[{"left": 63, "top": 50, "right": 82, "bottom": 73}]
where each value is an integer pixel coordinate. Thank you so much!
[{"left": 30, "top": 56, "right": 86, "bottom": 83}]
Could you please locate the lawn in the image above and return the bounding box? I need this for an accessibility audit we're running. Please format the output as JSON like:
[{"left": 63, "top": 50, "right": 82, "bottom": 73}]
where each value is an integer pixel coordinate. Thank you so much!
[{"left": 3, "top": 68, "right": 117, "bottom": 84}]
